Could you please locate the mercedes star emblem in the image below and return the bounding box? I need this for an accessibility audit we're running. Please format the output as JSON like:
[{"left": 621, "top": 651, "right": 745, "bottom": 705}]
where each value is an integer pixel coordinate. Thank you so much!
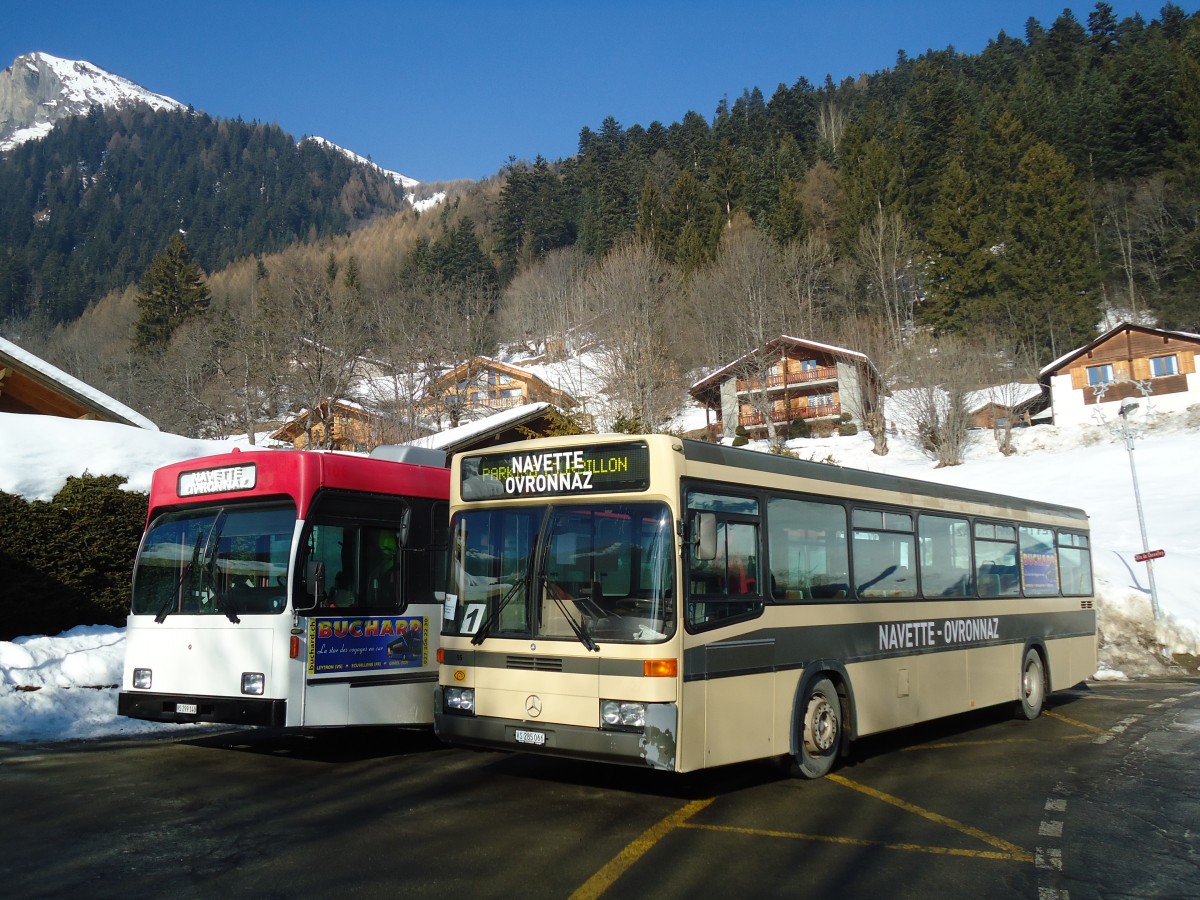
[{"left": 525, "top": 694, "right": 543, "bottom": 717}]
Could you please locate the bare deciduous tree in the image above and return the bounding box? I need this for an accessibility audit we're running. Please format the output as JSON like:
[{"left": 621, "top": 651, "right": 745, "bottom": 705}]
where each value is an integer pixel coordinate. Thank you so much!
[
  {"left": 972, "top": 331, "right": 1043, "bottom": 456},
  {"left": 889, "top": 334, "right": 987, "bottom": 467},
  {"left": 362, "top": 271, "right": 451, "bottom": 443},
  {"left": 855, "top": 208, "right": 919, "bottom": 347},
  {"left": 685, "top": 220, "right": 791, "bottom": 443},
  {"left": 780, "top": 230, "right": 835, "bottom": 338},
  {"left": 827, "top": 313, "right": 892, "bottom": 456},
  {"left": 496, "top": 246, "right": 590, "bottom": 359},
  {"left": 585, "top": 241, "right": 686, "bottom": 432},
  {"left": 259, "top": 256, "right": 372, "bottom": 449}
]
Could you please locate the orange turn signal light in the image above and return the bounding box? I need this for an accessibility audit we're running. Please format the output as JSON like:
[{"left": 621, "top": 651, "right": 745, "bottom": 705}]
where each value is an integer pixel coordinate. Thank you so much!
[
  {"left": 436, "top": 647, "right": 445, "bottom": 664},
  {"left": 289, "top": 636, "right": 300, "bottom": 659},
  {"left": 643, "top": 658, "right": 678, "bottom": 678}
]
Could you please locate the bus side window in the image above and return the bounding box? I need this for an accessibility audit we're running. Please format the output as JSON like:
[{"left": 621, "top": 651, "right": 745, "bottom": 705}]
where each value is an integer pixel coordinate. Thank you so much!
[
  {"left": 1058, "top": 531, "right": 1092, "bottom": 596},
  {"left": 974, "top": 522, "right": 1020, "bottom": 598},
  {"left": 685, "top": 490, "right": 763, "bottom": 628},
  {"left": 852, "top": 508, "right": 915, "bottom": 599},
  {"left": 767, "top": 496, "right": 848, "bottom": 602},
  {"left": 918, "top": 514, "right": 972, "bottom": 598}
]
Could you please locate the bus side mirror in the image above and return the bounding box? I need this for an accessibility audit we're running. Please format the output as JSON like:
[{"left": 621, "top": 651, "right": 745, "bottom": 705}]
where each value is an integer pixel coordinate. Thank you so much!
[
  {"left": 299, "top": 560, "right": 324, "bottom": 611},
  {"left": 398, "top": 507, "right": 412, "bottom": 548},
  {"left": 693, "top": 512, "right": 717, "bottom": 561}
]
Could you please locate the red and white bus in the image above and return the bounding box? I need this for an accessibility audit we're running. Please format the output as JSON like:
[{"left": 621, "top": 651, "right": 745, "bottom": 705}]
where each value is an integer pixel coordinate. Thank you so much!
[{"left": 118, "top": 445, "right": 449, "bottom": 729}]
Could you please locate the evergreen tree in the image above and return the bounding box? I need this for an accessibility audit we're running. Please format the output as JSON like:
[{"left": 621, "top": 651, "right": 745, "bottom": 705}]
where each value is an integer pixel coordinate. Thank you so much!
[
  {"left": 993, "top": 142, "right": 1101, "bottom": 358},
  {"left": 921, "top": 157, "right": 995, "bottom": 332},
  {"left": 132, "top": 235, "right": 212, "bottom": 354}
]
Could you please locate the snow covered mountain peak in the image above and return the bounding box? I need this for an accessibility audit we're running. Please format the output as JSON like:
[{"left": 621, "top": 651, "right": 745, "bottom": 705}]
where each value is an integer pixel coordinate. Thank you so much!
[
  {"left": 0, "top": 53, "right": 437, "bottom": 205},
  {"left": 0, "top": 51, "right": 183, "bottom": 151}
]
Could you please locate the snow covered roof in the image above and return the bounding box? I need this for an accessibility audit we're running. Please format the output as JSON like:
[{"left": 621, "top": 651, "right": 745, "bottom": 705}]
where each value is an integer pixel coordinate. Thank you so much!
[
  {"left": 0, "top": 335, "right": 158, "bottom": 430},
  {"left": 964, "top": 382, "right": 1044, "bottom": 412},
  {"left": 1040, "top": 323, "right": 1200, "bottom": 377},
  {"left": 408, "top": 402, "right": 552, "bottom": 452}
]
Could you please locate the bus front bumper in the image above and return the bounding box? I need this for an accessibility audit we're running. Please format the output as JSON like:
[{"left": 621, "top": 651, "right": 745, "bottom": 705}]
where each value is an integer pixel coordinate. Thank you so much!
[
  {"left": 433, "top": 689, "right": 677, "bottom": 771},
  {"left": 118, "top": 691, "right": 286, "bottom": 727}
]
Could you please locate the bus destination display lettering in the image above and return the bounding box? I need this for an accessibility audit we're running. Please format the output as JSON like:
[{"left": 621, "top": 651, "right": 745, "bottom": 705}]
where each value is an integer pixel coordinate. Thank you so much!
[
  {"left": 307, "top": 616, "right": 427, "bottom": 674},
  {"left": 178, "top": 463, "right": 256, "bottom": 497},
  {"left": 878, "top": 616, "right": 1000, "bottom": 651},
  {"left": 487, "top": 450, "right": 624, "bottom": 493},
  {"left": 462, "top": 443, "right": 650, "bottom": 500}
]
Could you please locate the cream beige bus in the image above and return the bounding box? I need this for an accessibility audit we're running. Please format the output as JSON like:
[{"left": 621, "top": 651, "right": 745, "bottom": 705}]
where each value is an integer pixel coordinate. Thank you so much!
[{"left": 434, "top": 433, "right": 1095, "bottom": 776}]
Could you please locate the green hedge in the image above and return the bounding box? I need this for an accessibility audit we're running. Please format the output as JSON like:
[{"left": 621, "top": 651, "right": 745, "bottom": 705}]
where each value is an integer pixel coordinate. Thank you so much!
[{"left": 0, "top": 474, "right": 148, "bottom": 641}]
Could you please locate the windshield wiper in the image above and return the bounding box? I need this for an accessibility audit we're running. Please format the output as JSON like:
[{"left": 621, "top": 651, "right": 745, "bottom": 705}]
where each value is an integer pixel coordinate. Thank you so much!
[
  {"left": 470, "top": 574, "right": 528, "bottom": 646},
  {"left": 214, "top": 591, "right": 242, "bottom": 624},
  {"left": 195, "top": 511, "right": 241, "bottom": 623},
  {"left": 545, "top": 582, "right": 599, "bottom": 652},
  {"left": 156, "top": 531, "right": 203, "bottom": 623}
]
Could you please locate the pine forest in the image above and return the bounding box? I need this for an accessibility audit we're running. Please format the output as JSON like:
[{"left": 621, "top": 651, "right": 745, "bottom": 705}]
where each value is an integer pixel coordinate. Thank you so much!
[{"left": 3, "top": 3, "right": 1199, "bottom": 442}]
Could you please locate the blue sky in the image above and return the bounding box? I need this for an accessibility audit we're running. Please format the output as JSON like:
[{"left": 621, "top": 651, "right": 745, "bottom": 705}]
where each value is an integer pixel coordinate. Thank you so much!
[{"left": 3, "top": 1, "right": 1196, "bottom": 184}]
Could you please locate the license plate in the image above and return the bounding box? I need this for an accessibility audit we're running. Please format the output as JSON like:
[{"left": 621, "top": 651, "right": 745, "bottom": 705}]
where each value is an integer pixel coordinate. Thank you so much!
[
  {"left": 514, "top": 728, "right": 546, "bottom": 746},
  {"left": 175, "top": 702, "right": 198, "bottom": 715}
]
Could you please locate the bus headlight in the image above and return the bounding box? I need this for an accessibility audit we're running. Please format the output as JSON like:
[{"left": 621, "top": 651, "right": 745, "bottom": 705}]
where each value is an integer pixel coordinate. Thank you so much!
[
  {"left": 241, "top": 672, "right": 265, "bottom": 695},
  {"left": 445, "top": 687, "right": 475, "bottom": 714},
  {"left": 600, "top": 700, "right": 646, "bottom": 731},
  {"left": 133, "top": 668, "right": 152, "bottom": 689}
]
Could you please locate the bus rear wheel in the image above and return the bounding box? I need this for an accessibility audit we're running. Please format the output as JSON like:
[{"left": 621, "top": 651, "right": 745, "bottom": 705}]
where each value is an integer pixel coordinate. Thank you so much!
[
  {"left": 1017, "top": 647, "right": 1046, "bottom": 720},
  {"left": 796, "top": 677, "right": 841, "bottom": 779}
]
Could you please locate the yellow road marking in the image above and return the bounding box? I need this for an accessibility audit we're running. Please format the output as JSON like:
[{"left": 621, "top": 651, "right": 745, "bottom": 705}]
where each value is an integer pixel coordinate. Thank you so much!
[
  {"left": 679, "top": 821, "right": 1028, "bottom": 861},
  {"left": 569, "top": 798, "right": 714, "bottom": 900},
  {"left": 904, "top": 737, "right": 1040, "bottom": 751},
  {"left": 1043, "top": 709, "right": 1106, "bottom": 735},
  {"left": 576, "top": 768, "right": 1046, "bottom": 895},
  {"left": 1076, "top": 694, "right": 1156, "bottom": 702},
  {"left": 828, "top": 774, "right": 1033, "bottom": 862}
]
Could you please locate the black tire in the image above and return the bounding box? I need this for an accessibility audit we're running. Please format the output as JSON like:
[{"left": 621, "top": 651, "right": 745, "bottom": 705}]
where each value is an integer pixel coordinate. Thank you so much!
[
  {"left": 1017, "top": 647, "right": 1046, "bottom": 720},
  {"left": 795, "top": 677, "right": 841, "bottom": 779}
]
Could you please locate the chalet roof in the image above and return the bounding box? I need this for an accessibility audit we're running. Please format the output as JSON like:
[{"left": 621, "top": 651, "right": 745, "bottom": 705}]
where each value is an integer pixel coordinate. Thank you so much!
[
  {"left": 429, "top": 356, "right": 552, "bottom": 389},
  {"left": 427, "top": 355, "right": 578, "bottom": 408},
  {"left": 0, "top": 335, "right": 158, "bottom": 430},
  {"left": 964, "top": 382, "right": 1044, "bottom": 413},
  {"left": 1039, "top": 323, "right": 1200, "bottom": 378},
  {"left": 689, "top": 334, "right": 881, "bottom": 395},
  {"left": 409, "top": 402, "right": 575, "bottom": 454},
  {"left": 268, "top": 398, "right": 371, "bottom": 443}
]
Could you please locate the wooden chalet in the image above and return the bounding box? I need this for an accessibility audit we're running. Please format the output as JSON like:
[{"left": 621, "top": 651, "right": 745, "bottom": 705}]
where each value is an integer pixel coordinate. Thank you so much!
[
  {"left": 268, "top": 400, "right": 380, "bottom": 452},
  {"left": 689, "top": 335, "right": 883, "bottom": 441},
  {"left": 966, "top": 383, "right": 1046, "bottom": 430},
  {"left": 0, "top": 335, "right": 156, "bottom": 429},
  {"left": 424, "top": 357, "right": 577, "bottom": 426},
  {"left": 1040, "top": 323, "right": 1200, "bottom": 427}
]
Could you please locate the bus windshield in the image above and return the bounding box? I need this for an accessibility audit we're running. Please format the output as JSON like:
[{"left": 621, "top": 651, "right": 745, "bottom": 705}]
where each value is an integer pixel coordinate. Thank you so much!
[
  {"left": 444, "top": 502, "right": 675, "bottom": 644},
  {"left": 132, "top": 502, "right": 297, "bottom": 618}
]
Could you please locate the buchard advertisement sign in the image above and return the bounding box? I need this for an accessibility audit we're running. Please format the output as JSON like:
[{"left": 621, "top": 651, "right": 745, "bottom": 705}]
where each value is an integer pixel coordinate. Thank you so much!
[{"left": 306, "top": 616, "right": 427, "bottom": 674}]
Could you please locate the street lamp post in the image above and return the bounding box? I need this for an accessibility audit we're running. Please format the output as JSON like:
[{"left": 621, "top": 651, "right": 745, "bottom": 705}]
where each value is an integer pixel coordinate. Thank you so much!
[{"left": 1117, "top": 400, "right": 1161, "bottom": 620}]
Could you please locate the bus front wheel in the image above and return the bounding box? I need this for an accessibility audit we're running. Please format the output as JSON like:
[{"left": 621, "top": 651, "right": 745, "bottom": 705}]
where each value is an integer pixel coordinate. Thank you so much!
[
  {"left": 1017, "top": 647, "right": 1046, "bottom": 720},
  {"left": 796, "top": 677, "right": 841, "bottom": 778}
]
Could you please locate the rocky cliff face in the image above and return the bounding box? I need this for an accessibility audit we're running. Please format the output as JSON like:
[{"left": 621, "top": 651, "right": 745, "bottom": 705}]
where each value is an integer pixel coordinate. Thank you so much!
[{"left": 0, "top": 52, "right": 181, "bottom": 151}]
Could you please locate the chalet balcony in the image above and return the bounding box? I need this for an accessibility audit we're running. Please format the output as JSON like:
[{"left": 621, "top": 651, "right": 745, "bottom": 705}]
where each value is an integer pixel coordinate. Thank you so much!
[
  {"left": 477, "top": 394, "right": 526, "bottom": 409},
  {"left": 738, "top": 403, "right": 841, "bottom": 428},
  {"left": 737, "top": 365, "right": 838, "bottom": 394}
]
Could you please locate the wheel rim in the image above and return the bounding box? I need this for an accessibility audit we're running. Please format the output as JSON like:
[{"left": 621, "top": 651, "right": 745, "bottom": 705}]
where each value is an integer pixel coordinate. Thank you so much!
[
  {"left": 804, "top": 692, "right": 838, "bottom": 755},
  {"left": 1024, "top": 657, "right": 1044, "bottom": 708}
]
